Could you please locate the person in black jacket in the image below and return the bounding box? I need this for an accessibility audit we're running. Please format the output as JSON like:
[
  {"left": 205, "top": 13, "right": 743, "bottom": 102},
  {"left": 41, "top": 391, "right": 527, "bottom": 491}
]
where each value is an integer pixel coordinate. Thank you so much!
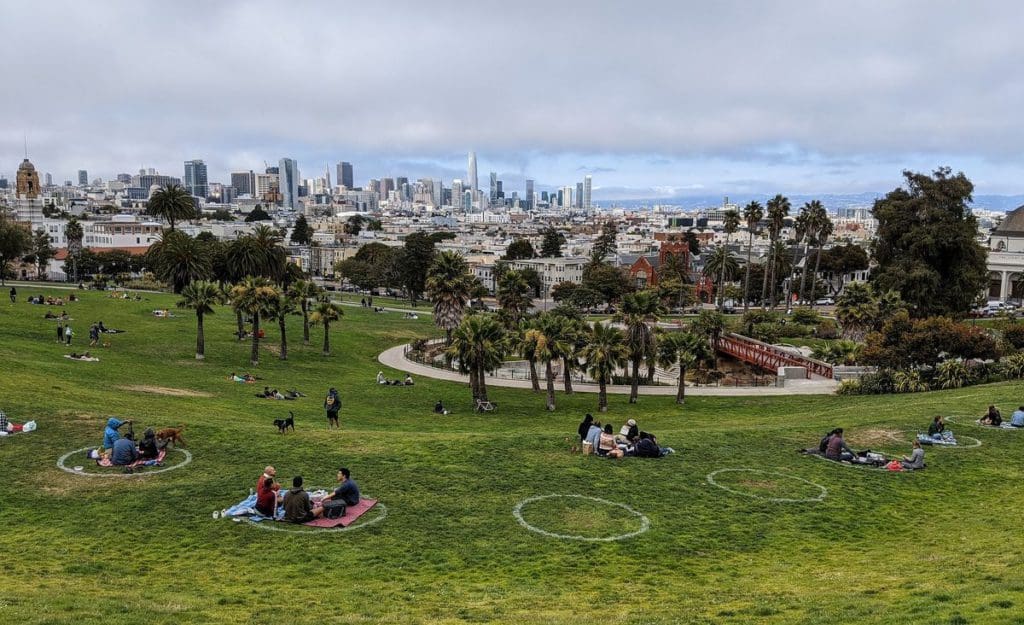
[{"left": 577, "top": 414, "right": 594, "bottom": 444}]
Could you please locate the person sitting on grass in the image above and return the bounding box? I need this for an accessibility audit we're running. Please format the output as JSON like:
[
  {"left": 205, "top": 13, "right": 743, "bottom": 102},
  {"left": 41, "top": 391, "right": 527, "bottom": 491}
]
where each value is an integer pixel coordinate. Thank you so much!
[
  {"left": 616, "top": 419, "right": 639, "bottom": 445},
  {"left": 138, "top": 428, "right": 160, "bottom": 459},
  {"left": 283, "top": 476, "right": 323, "bottom": 523},
  {"left": 255, "top": 466, "right": 281, "bottom": 517},
  {"left": 597, "top": 424, "right": 618, "bottom": 457},
  {"left": 1011, "top": 406, "right": 1024, "bottom": 428},
  {"left": 377, "top": 371, "right": 387, "bottom": 385},
  {"left": 824, "top": 428, "right": 854, "bottom": 461},
  {"left": 404, "top": 374, "right": 414, "bottom": 386},
  {"left": 434, "top": 400, "right": 449, "bottom": 415},
  {"left": 319, "top": 467, "right": 360, "bottom": 518},
  {"left": 584, "top": 420, "right": 603, "bottom": 453},
  {"left": 102, "top": 418, "right": 130, "bottom": 450},
  {"left": 111, "top": 432, "right": 139, "bottom": 467},
  {"left": 981, "top": 405, "right": 1002, "bottom": 426},
  {"left": 901, "top": 440, "right": 925, "bottom": 470},
  {"left": 577, "top": 414, "right": 594, "bottom": 444},
  {"left": 818, "top": 428, "right": 840, "bottom": 454},
  {"left": 927, "top": 415, "right": 946, "bottom": 438}
]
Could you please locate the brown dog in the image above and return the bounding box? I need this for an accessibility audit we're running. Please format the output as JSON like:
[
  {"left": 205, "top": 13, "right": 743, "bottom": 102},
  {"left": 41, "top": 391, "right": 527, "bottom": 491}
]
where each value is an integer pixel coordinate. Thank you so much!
[{"left": 156, "top": 426, "right": 186, "bottom": 448}]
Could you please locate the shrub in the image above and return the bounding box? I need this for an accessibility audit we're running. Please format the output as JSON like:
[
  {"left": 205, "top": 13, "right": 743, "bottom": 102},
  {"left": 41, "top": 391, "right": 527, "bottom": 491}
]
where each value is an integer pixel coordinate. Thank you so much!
[
  {"left": 1002, "top": 324, "right": 1024, "bottom": 350},
  {"left": 815, "top": 319, "right": 839, "bottom": 339},
  {"left": 934, "top": 360, "right": 973, "bottom": 390},
  {"left": 782, "top": 323, "right": 814, "bottom": 338},
  {"left": 1001, "top": 352, "right": 1024, "bottom": 379},
  {"left": 892, "top": 369, "right": 929, "bottom": 393},
  {"left": 836, "top": 379, "right": 863, "bottom": 395},
  {"left": 856, "top": 369, "right": 896, "bottom": 395},
  {"left": 742, "top": 310, "right": 782, "bottom": 326},
  {"left": 790, "top": 309, "right": 821, "bottom": 325},
  {"left": 750, "top": 322, "right": 783, "bottom": 344}
]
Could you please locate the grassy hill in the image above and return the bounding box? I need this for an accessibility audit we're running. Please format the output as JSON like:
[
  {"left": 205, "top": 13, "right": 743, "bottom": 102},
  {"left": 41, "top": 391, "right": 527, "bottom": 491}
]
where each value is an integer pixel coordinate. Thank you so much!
[{"left": 1, "top": 287, "right": 1023, "bottom": 625}]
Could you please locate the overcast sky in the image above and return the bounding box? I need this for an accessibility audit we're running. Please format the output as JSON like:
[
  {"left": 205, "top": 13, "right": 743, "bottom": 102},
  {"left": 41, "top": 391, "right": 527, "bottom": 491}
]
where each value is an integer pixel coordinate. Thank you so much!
[{"left": 3, "top": 0, "right": 1023, "bottom": 200}]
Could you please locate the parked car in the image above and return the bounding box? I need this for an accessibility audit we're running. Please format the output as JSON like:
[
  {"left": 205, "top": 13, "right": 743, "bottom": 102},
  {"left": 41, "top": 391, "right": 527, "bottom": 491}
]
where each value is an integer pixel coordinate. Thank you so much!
[{"left": 814, "top": 297, "right": 835, "bottom": 306}]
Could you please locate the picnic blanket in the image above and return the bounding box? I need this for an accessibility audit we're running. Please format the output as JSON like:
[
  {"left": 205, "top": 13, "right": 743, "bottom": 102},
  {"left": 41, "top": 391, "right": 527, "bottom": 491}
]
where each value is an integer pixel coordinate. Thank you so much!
[
  {"left": 918, "top": 432, "right": 957, "bottom": 446},
  {"left": 64, "top": 355, "right": 99, "bottom": 362},
  {"left": 975, "top": 419, "right": 1024, "bottom": 430},
  {"left": 223, "top": 490, "right": 378, "bottom": 528},
  {"left": 96, "top": 449, "right": 166, "bottom": 469}
]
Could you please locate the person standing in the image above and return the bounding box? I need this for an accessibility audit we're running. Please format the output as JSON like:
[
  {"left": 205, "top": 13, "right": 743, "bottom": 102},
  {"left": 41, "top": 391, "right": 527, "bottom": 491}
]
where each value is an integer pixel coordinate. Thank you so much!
[
  {"left": 57, "top": 321, "right": 64, "bottom": 343},
  {"left": 89, "top": 323, "right": 99, "bottom": 347},
  {"left": 9, "top": 286, "right": 16, "bottom": 303},
  {"left": 64, "top": 324, "right": 73, "bottom": 346},
  {"left": 324, "top": 387, "right": 341, "bottom": 428}
]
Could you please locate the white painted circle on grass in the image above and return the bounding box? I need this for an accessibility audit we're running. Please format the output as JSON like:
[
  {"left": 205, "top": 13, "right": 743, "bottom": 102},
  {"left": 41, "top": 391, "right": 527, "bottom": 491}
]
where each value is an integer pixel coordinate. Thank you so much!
[
  {"left": 57, "top": 447, "right": 192, "bottom": 477},
  {"left": 706, "top": 468, "right": 828, "bottom": 503},
  {"left": 884, "top": 430, "right": 982, "bottom": 449},
  {"left": 241, "top": 501, "right": 388, "bottom": 535},
  {"left": 512, "top": 494, "right": 650, "bottom": 542},
  {"left": 946, "top": 416, "right": 1022, "bottom": 433},
  {"left": 805, "top": 453, "right": 889, "bottom": 472}
]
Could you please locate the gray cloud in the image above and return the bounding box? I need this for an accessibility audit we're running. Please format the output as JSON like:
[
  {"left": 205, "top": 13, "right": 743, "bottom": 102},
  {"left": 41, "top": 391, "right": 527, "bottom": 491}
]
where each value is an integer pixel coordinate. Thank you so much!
[{"left": 2, "top": 0, "right": 1024, "bottom": 193}]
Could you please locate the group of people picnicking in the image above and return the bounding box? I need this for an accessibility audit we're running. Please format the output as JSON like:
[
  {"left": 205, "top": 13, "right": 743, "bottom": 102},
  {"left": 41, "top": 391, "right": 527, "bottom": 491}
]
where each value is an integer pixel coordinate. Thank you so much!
[
  {"left": 577, "top": 414, "right": 674, "bottom": 458},
  {"left": 808, "top": 428, "right": 923, "bottom": 470},
  {"left": 89, "top": 418, "right": 168, "bottom": 472},
  {"left": 256, "top": 386, "right": 305, "bottom": 400},
  {"left": 254, "top": 465, "right": 361, "bottom": 522},
  {"left": 377, "top": 371, "right": 414, "bottom": 386},
  {"left": 979, "top": 404, "right": 1024, "bottom": 428}
]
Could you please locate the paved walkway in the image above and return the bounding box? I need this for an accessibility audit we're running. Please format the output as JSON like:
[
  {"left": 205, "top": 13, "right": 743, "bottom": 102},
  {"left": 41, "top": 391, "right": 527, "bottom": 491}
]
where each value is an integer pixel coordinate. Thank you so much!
[
  {"left": 333, "top": 300, "right": 432, "bottom": 316},
  {"left": 378, "top": 344, "right": 838, "bottom": 396}
]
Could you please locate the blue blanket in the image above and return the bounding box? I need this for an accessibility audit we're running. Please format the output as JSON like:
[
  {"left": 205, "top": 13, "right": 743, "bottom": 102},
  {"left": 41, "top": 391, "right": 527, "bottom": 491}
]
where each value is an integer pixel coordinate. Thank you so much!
[{"left": 223, "top": 489, "right": 330, "bottom": 522}]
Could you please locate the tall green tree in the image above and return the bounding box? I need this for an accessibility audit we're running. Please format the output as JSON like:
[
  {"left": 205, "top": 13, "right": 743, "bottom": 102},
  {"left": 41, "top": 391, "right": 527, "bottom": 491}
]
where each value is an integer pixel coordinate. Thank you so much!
[
  {"left": 146, "top": 230, "right": 212, "bottom": 293},
  {"left": 519, "top": 320, "right": 544, "bottom": 392},
  {"left": 289, "top": 279, "right": 322, "bottom": 345},
  {"left": 64, "top": 218, "right": 84, "bottom": 282},
  {"left": 31, "top": 229, "right": 55, "bottom": 279},
  {"left": 742, "top": 201, "right": 763, "bottom": 312},
  {"left": 789, "top": 202, "right": 815, "bottom": 306},
  {"left": 533, "top": 313, "right": 573, "bottom": 410},
  {"left": 0, "top": 213, "right": 32, "bottom": 285},
  {"left": 703, "top": 247, "right": 739, "bottom": 308},
  {"left": 590, "top": 221, "right": 618, "bottom": 263},
  {"left": 309, "top": 300, "right": 344, "bottom": 356},
  {"left": 613, "top": 290, "right": 664, "bottom": 403},
  {"left": 503, "top": 238, "right": 535, "bottom": 260},
  {"left": 539, "top": 226, "right": 566, "bottom": 258},
  {"left": 871, "top": 168, "right": 986, "bottom": 316},
  {"left": 176, "top": 280, "right": 224, "bottom": 359},
  {"left": 447, "top": 314, "right": 508, "bottom": 404},
  {"left": 807, "top": 202, "right": 834, "bottom": 307},
  {"left": 718, "top": 209, "right": 741, "bottom": 309},
  {"left": 764, "top": 194, "right": 791, "bottom": 309},
  {"left": 266, "top": 292, "right": 299, "bottom": 360},
  {"left": 147, "top": 184, "right": 196, "bottom": 231},
  {"left": 657, "top": 331, "right": 709, "bottom": 404},
  {"left": 290, "top": 215, "right": 313, "bottom": 244},
  {"left": 244, "top": 205, "right": 272, "bottom": 222},
  {"left": 497, "top": 269, "right": 533, "bottom": 327},
  {"left": 230, "top": 277, "right": 280, "bottom": 365},
  {"left": 426, "top": 251, "right": 474, "bottom": 344},
  {"left": 398, "top": 232, "right": 436, "bottom": 305},
  {"left": 581, "top": 321, "right": 629, "bottom": 412}
]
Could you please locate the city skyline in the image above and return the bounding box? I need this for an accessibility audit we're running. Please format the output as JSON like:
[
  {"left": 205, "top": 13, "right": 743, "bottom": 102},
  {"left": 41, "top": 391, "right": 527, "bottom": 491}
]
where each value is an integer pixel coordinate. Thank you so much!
[{"left": 3, "top": 2, "right": 1024, "bottom": 198}]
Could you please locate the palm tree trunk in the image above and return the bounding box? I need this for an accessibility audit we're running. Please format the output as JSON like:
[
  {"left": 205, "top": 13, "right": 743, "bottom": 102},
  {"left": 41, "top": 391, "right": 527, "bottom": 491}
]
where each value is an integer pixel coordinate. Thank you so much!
[
  {"left": 235, "top": 309, "right": 244, "bottom": 341},
  {"left": 196, "top": 311, "right": 205, "bottom": 360},
  {"left": 477, "top": 364, "right": 488, "bottom": 402},
  {"left": 250, "top": 312, "right": 260, "bottom": 365},
  {"left": 768, "top": 242, "right": 777, "bottom": 310},
  {"left": 647, "top": 361, "right": 655, "bottom": 384},
  {"left": 469, "top": 366, "right": 480, "bottom": 401},
  {"left": 562, "top": 356, "right": 573, "bottom": 394},
  {"left": 322, "top": 321, "right": 331, "bottom": 355},
  {"left": 788, "top": 243, "right": 801, "bottom": 310},
  {"left": 810, "top": 246, "right": 824, "bottom": 308},
  {"left": 301, "top": 302, "right": 310, "bottom": 344},
  {"left": 598, "top": 375, "right": 608, "bottom": 412},
  {"left": 676, "top": 365, "right": 686, "bottom": 404},
  {"left": 760, "top": 244, "right": 770, "bottom": 309},
  {"left": 529, "top": 358, "right": 541, "bottom": 392},
  {"left": 278, "top": 316, "right": 287, "bottom": 360},
  {"left": 798, "top": 241, "right": 811, "bottom": 304},
  {"left": 718, "top": 252, "right": 727, "bottom": 310},
  {"left": 545, "top": 360, "right": 556, "bottom": 411},
  {"left": 743, "top": 232, "right": 754, "bottom": 313},
  {"left": 629, "top": 357, "right": 640, "bottom": 404}
]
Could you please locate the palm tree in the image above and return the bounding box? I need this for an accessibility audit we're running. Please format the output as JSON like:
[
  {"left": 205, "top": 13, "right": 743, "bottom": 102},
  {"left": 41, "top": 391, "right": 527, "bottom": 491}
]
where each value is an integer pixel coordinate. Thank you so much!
[
  {"left": 613, "top": 290, "right": 664, "bottom": 403},
  {"left": 835, "top": 281, "right": 876, "bottom": 340},
  {"left": 719, "top": 210, "right": 741, "bottom": 309},
  {"left": 447, "top": 314, "right": 508, "bottom": 403},
  {"left": 693, "top": 309, "right": 726, "bottom": 354},
  {"left": 657, "top": 331, "right": 708, "bottom": 404},
  {"left": 147, "top": 183, "right": 196, "bottom": 231},
  {"left": 426, "top": 251, "right": 474, "bottom": 344},
  {"left": 64, "top": 218, "right": 84, "bottom": 283},
  {"left": 309, "top": 300, "right": 344, "bottom": 356},
  {"left": 266, "top": 292, "right": 299, "bottom": 360},
  {"left": 176, "top": 280, "right": 223, "bottom": 360},
  {"left": 808, "top": 204, "right": 834, "bottom": 308},
  {"left": 519, "top": 320, "right": 543, "bottom": 392},
  {"left": 497, "top": 269, "right": 533, "bottom": 328},
  {"left": 147, "top": 230, "right": 212, "bottom": 293},
  {"left": 703, "top": 247, "right": 739, "bottom": 309},
  {"left": 764, "top": 194, "right": 790, "bottom": 309},
  {"left": 742, "top": 201, "right": 763, "bottom": 312},
  {"left": 554, "top": 315, "right": 584, "bottom": 394},
  {"left": 533, "top": 313, "right": 573, "bottom": 410},
  {"left": 289, "top": 279, "right": 322, "bottom": 345},
  {"left": 788, "top": 203, "right": 814, "bottom": 308},
  {"left": 230, "top": 277, "right": 280, "bottom": 365},
  {"left": 796, "top": 201, "right": 823, "bottom": 305},
  {"left": 226, "top": 226, "right": 287, "bottom": 284},
  {"left": 581, "top": 321, "right": 629, "bottom": 412}
]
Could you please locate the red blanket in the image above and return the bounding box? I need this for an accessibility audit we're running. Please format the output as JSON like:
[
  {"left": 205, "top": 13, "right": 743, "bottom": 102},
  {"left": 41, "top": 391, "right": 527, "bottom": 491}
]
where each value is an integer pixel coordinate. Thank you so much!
[{"left": 304, "top": 498, "right": 378, "bottom": 528}]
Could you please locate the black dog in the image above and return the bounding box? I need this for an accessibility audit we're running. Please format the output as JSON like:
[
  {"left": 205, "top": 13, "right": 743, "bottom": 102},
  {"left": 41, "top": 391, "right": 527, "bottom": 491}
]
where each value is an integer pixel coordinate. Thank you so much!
[{"left": 273, "top": 412, "right": 295, "bottom": 433}]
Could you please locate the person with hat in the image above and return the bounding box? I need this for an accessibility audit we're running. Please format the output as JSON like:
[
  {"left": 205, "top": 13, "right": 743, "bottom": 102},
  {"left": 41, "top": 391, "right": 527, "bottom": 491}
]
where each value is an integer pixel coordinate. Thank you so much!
[
  {"left": 616, "top": 418, "right": 639, "bottom": 445},
  {"left": 255, "top": 466, "right": 281, "bottom": 517}
]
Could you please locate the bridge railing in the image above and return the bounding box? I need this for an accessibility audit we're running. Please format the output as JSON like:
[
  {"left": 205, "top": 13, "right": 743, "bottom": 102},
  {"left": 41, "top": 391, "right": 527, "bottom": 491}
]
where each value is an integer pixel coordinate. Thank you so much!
[{"left": 715, "top": 333, "right": 834, "bottom": 379}]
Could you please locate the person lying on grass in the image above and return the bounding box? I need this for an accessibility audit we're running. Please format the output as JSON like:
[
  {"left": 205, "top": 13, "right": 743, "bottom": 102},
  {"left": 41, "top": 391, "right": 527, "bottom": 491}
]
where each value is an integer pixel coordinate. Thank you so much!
[
  {"left": 981, "top": 405, "right": 1002, "bottom": 426},
  {"left": 901, "top": 440, "right": 925, "bottom": 470}
]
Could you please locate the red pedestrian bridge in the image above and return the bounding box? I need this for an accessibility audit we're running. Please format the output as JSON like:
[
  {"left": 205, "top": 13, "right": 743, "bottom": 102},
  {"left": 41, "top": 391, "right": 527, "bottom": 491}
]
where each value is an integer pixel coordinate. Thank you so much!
[{"left": 714, "top": 332, "right": 834, "bottom": 379}]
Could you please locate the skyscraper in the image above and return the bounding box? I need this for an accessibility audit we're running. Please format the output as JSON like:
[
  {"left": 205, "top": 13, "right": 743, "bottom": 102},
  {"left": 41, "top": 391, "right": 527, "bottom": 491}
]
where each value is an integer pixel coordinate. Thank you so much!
[
  {"left": 562, "top": 186, "right": 573, "bottom": 209},
  {"left": 489, "top": 172, "right": 497, "bottom": 204},
  {"left": 380, "top": 177, "right": 395, "bottom": 199},
  {"left": 279, "top": 158, "right": 299, "bottom": 208},
  {"left": 336, "top": 161, "right": 353, "bottom": 189},
  {"left": 576, "top": 182, "right": 584, "bottom": 209},
  {"left": 467, "top": 152, "right": 478, "bottom": 199},
  {"left": 183, "top": 160, "right": 208, "bottom": 198},
  {"left": 78, "top": 170, "right": 88, "bottom": 186},
  {"left": 525, "top": 179, "right": 534, "bottom": 209},
  {"left": 583, "top": 175, "right": 592, "bottom": 209},
  {"left": 231, "top": 170, "right": 256, "bottom": 196},
  {"left": 452, "top": 179, "right": 463, "bottom": 208}
]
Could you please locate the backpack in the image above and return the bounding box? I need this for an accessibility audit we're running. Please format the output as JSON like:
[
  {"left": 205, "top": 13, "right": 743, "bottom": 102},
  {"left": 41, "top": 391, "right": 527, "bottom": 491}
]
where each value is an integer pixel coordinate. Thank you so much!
[{"left": 323, "top": 500, "right": 346, "bottom": 519}]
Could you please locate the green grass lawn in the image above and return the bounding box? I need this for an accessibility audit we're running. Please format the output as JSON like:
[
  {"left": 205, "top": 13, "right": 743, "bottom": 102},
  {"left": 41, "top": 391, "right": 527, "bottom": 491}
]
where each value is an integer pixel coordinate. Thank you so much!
[{"left": 2, "top": 287, "right": 1024, "bottom": 624}]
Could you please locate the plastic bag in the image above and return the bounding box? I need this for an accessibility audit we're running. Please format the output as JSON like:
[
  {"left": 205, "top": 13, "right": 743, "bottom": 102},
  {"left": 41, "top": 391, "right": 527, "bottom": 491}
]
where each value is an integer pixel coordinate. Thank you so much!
[{"left": 22, "top": 420, "right": 37, "bottom": 432}]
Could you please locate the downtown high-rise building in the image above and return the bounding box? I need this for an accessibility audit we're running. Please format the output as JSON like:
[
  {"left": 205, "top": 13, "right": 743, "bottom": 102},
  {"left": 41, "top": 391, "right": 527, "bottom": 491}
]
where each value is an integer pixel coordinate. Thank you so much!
[
  {"left": 336, "top": 161, "right": 353, "bottom": 189},
  {"left": 451, "top": 179, "right": 463, "bottom": 208},
  {"left": 525, "top": 179, "right": 535, "bottom": 209},
  {"left": 489, "top": 172, "right": 497, "bottom": 204},
  {"left": 78, "top": 170, "right": 88, "bottom": 186},
  {"left": 561, "top": 186, "right": 573, "bottom": 209},
  {"left": 380, "top": 177, "right": 395, "bottom": 200},
  {"left": 576, "top": 182, "right": 584, "bottom": 209},
  {"left": 467, "top": 152, "right": 478, "bottom": 200},
  {"left": 184, "top": 160, "right": 209, "bottom": 198},
  {"left": 583, "top": 175, "right": 592, "bottom": 209},
  {"left": 279, "top": 158, "right": 299, "bottom": 208},
  {"left": 231, "top": 170, "right": 256, "bottom": 197}
]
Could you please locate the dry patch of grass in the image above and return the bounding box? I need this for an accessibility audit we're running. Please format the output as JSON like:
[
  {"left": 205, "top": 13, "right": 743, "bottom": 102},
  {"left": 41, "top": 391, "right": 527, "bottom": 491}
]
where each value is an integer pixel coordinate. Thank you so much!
[
  {"left": 116, "top": 385, "right": 213, "bottom": 398},
  {"left": 849, "top": 428, "right": 903, "bottom": 447}
]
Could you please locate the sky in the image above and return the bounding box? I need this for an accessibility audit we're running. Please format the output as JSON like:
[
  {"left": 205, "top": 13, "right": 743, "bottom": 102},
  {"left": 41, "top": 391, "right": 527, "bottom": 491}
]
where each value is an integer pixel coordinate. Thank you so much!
[{"left": 2, "top": 0, "right": 1024, "bottom": 201}]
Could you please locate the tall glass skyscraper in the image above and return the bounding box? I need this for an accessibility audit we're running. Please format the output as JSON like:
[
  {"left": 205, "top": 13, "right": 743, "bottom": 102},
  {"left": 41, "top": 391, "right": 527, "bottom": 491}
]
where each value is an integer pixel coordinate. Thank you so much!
[
  {"left": 279, "top": 158, "right": 299, "bottom": 208},
  {"left": 183, "top": 160, "right": 208, "bottom": 198},
  {"left": 584, "top": 175, "right": 592, "bottom": 209},
  {"left": 467, "top": 152, "right": 478, "bottom": 199},
  {"left": 336, "top": 161, "right": 353, "bottom": 189}
]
